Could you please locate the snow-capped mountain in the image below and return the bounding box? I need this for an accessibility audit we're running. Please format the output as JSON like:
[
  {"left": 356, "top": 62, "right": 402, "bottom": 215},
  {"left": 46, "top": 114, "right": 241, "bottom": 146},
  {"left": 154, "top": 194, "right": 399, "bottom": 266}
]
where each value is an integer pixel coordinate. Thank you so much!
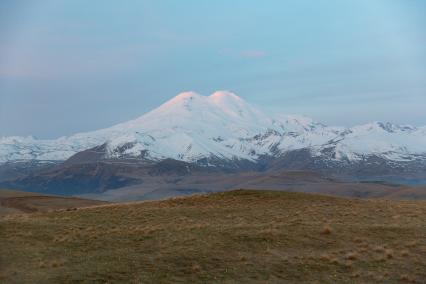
[{"left": 1, "top": 91, "right": 425, "bottom": 165}]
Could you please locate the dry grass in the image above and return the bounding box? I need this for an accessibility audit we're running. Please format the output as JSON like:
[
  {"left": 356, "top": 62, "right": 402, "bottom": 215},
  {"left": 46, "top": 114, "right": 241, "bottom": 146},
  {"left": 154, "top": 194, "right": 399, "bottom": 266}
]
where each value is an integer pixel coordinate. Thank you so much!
[
  {"left": 345, "top": 252, "right": 359, "bottom": 261},
  {"left": 321, "top": 224, "right": 333, "bottom": 235},
  {"left": 0, "top": 189, "right": 425, "bottom": 283}
]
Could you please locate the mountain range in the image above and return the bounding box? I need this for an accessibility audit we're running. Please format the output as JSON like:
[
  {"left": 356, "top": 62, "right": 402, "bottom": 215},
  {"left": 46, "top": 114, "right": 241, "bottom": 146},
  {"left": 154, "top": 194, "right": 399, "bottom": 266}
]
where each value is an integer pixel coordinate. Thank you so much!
[{"left": 1, "top": 91, "right": 425, "bottom": 199}]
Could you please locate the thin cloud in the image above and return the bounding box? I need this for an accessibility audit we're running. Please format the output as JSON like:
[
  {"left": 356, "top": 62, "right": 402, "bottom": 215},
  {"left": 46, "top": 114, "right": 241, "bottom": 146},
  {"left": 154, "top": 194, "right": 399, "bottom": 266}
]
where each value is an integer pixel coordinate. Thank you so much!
[
  {"left": 240, "top": 50, "right": 267, "bottom": 58},
  {"left": 218, "top": 48, "right": 267, "bottom": 59}
]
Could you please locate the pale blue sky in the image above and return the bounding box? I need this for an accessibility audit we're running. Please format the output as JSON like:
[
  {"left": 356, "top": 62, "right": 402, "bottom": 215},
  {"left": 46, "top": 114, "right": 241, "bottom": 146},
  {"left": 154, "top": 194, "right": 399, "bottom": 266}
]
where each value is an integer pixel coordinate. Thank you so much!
[{"left": 0, "top": 0, "right": 425, "bottom": 138}]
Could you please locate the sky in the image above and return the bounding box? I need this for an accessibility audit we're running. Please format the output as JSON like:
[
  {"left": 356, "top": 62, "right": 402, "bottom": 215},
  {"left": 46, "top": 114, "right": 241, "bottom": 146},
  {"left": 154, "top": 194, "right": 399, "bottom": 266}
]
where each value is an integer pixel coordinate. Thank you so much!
[{"left": 0, "top": 0, "right": 425, "bottom": 138}]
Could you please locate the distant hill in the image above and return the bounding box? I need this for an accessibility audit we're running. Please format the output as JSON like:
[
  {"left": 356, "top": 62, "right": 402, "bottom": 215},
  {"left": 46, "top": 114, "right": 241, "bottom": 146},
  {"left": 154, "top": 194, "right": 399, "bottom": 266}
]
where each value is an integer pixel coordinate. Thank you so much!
[
  {"left": 2, "top": 162, "right": 425, "bottom": 202},
  {"left": 0, "top": 189, "right": 107, "bottom": 215}
]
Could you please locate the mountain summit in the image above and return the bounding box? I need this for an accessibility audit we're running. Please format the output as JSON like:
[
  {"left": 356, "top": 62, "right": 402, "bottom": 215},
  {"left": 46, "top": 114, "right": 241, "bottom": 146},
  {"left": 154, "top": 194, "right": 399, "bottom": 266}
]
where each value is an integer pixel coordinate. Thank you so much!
[{"left": 1, "top": 91, "right": 425, "bottom": 168}]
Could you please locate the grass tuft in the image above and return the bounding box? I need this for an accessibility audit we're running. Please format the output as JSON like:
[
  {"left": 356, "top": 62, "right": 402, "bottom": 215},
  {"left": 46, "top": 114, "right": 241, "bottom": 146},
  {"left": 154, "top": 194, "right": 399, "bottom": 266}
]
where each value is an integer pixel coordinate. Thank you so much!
[{"left": 321, "top": 225, "right": 333, "bottom": 235}]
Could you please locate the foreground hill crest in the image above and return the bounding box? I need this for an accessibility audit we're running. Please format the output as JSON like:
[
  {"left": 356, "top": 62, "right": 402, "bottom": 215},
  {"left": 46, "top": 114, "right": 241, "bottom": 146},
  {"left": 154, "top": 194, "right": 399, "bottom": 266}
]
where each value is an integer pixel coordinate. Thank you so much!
[{"left": 2, "top": 190, "right": 425, "bottom": 283}]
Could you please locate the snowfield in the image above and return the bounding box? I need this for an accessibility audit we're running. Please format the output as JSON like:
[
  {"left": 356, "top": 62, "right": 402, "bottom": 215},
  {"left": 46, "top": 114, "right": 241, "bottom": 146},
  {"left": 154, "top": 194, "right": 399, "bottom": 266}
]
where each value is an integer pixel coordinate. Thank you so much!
[{"left": 1, "top": 91, "right": 425, "bottom": 164}]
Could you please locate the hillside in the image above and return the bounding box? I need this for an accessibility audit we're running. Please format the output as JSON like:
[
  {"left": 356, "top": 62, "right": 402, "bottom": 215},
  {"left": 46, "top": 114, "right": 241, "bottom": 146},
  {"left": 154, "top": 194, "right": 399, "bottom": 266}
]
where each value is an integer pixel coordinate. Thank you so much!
[
  {"left": 0, "top": 189, "right": 107, "bottom": 215},
  {"left": 1, "top": 190, "right": 425, "bottom": 283}
]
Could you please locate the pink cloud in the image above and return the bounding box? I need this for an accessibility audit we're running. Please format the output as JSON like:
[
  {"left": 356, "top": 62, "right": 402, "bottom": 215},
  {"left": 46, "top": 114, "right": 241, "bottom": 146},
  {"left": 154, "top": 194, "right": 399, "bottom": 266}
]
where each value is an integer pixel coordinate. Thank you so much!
[{"left": 240, "top": 50, "right": 267, "bottom": 58}]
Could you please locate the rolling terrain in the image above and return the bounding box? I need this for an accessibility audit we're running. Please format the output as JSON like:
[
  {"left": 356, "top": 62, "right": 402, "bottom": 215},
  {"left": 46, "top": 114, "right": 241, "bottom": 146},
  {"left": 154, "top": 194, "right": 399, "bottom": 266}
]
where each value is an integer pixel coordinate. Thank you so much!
[
  {"left": 2, "top": 161, "right": 425, "bottom": 202},
  {"left": 0, "top": 189, "right": 107, "bottom": 215},
  {"left": 1, "top": 190, "right": 425, "bottom": 283},
  {"left": 76, "top": 169, "right": 426, "bottom": 202}
]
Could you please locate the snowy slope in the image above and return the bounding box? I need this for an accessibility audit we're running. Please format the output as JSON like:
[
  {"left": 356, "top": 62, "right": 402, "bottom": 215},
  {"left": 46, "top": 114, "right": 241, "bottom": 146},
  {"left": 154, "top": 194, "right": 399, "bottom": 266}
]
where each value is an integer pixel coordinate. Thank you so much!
[
  {"left": 327, "top": 122, "right": 426, "bottom": 161},
  {"left": 0, "top": 91, "right": 425, "bottom": 164}
]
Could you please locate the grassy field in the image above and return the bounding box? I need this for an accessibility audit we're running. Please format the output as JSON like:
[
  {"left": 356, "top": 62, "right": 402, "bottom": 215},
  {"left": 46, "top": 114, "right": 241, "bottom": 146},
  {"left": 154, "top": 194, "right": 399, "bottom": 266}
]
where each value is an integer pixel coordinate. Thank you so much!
[{"left": 1, "top": 190, "right": 425, "bottom": 283}]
